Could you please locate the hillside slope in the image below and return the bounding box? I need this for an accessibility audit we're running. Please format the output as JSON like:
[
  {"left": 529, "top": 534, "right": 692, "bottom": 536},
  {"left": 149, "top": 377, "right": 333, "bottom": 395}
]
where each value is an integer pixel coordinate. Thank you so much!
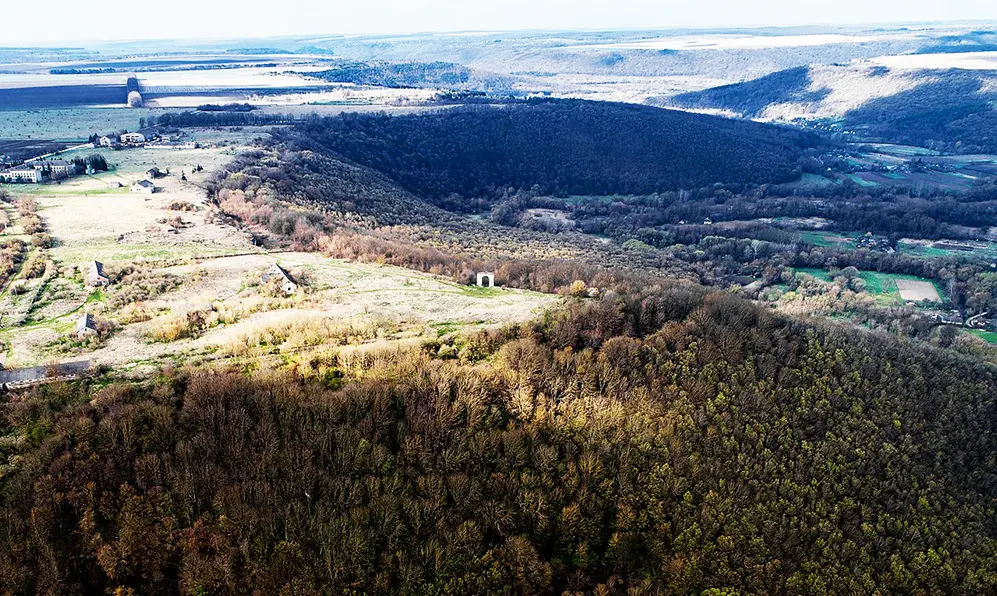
[
  {"left": 5, "top": 287, "right": 997, "bottom": 593},
  {"left": 279, "top": 99, "right": 820, "bottom": 210},
  {"left": 672, "top": 59, "right": 997, "bottom": 153}
]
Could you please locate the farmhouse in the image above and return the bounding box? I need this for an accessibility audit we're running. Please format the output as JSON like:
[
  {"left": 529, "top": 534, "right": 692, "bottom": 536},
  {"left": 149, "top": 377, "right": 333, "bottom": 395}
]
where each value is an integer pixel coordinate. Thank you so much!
[
  {"left": 261, "top": 264, "right": 298, "bottom": 295},
  {"left": 85, "top": 261, "right": 109, "bottom": 287},
  {"left": 76, "top": 314, "right": 98, "bottom": 339},
  {"left": 99, "top": 135, "right": 116, "bottom": 147},
  {"left": 120, "top": 132, "right": 146, "bottom": 144},
  {"left": 130, "top": 179, "right": 155, "bottom": 194},
  {"left": 0, "top": 165, "right": 43, "bottom": 183}
]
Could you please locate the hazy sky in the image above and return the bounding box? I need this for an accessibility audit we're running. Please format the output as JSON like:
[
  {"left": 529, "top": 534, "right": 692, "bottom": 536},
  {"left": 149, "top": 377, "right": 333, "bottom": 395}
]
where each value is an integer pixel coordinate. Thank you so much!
[{"left": 5, "top": 0, "right": 997, "bottom": 44}]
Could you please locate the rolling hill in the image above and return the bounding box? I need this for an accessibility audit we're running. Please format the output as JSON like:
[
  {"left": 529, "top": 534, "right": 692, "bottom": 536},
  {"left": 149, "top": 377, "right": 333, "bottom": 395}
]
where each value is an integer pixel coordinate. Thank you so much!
[
  {"left": 279, "top": 99, "right": 821, "bottom": 211},
  {"left": 671, "top": 58, "right": 997, "bottom": 153}
]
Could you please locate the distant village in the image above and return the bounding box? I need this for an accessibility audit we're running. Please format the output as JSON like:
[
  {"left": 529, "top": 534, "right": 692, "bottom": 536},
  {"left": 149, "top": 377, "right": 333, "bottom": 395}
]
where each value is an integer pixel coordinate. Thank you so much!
[{"left": 0, "top": 130, "right": 198, "bottom": 186}]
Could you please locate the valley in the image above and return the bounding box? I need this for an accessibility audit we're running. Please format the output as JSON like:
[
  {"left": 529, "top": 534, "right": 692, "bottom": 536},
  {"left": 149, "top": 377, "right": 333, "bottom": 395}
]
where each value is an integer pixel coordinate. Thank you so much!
[{"left": 6, "top": 17, "right": 997, "bottom": 596}]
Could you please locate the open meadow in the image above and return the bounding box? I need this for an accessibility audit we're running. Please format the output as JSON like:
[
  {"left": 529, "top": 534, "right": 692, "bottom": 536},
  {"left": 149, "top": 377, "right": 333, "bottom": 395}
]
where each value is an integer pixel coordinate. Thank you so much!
[{"left": 0, "top": 142, "right": 561, "bottom": 374}]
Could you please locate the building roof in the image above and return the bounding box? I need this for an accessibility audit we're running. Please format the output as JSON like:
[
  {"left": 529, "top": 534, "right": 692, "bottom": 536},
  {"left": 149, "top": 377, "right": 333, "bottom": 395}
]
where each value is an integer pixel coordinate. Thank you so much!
[
  {"left": 87, "top": 261, "right": 105, "bottom": 278},
  {"left": 261, "top": 263, "right": 295, "bottom": 285},
  {"left": 133, "top": 179, "right": 154, "bottom": 188},
  {"left": 76, "top": 313, "right": 96, "bottom": 333}
]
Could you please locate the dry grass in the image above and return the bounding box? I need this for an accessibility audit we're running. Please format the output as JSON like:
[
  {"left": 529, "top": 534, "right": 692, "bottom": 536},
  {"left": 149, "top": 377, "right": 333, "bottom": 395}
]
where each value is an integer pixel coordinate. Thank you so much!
[{"left": 220, "top": 316, "right": 387, "bottom": 358}]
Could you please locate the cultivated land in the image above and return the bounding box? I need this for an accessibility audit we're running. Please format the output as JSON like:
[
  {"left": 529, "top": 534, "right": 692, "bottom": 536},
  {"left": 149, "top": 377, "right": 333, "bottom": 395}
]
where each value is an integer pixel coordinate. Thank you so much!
[
  {"left": 896, "top": 279, "right": 942, "bottom": 303},
  {"left": 0, "top": 143, "right": 560, "bottom": 374}
]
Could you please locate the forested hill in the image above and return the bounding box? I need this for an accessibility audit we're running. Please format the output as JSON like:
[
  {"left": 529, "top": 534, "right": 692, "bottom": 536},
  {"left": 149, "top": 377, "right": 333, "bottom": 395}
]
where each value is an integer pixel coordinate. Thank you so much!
[
  {"left": 278, "top": 100, "right": 820, "bottom": 209},
  {"left": 6, "top": 286, "right": 997, "bottom": 593},
  {"left": 672, "top": 66, "right": 823, "bottom": 118}
]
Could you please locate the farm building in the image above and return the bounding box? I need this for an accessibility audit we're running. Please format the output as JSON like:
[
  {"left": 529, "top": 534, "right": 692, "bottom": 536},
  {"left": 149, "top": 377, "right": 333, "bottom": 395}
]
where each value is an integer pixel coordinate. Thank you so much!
[
  {"left": 76, "top": 314, "right": 98, "bottom": 339},
  {"left": 145, "top": 167, "right": 163, "bottom": 179},
  {"left": 85, "top": 261, "right": 109, "bottom": 287},
  {"left": 99, "top": 136, "right": 116, "bottom": 147},
  {"left": 130, "top": 179, "right": 155, "bottom": 194},
  {"left": 120, "top": 132, "right": 146, "bottom": 144},
  {"left": 261, "top": 264, "right": 298, "bottom": 295},
  {"left": 476, "top": 272, "right": 496, "bottom": 287},
  {"left": 0, "top": 165, "right": 42, "bottom": 183}
]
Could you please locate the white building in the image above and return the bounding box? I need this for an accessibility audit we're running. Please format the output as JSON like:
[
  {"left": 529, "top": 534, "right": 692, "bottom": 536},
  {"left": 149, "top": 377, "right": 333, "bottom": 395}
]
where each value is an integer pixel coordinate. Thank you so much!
[
  {"left": 0, "top": 166, "right": 42, "bottom": 183},
  {"left": 85, "top": 261, "right": 109, "bottom": 287},
  {"left": 476, "top": 272, "right": 496, "bottom": 288},
  {"left": 120, "top": 132, "right": 146, "bottom": 144},
  {"left": 99, "top": 136, "right": 116, "bottom": 147},
  {"left": 75, "top": 314, "right": 98, "bottom": 339},
  {"left": 38, "top": 160, "right": 77, "bottom": 177},
  {"left": 130, "top": 179, "right": 155, "bottom": 194},
  {"left": 261, "top": 264, "right": 298, "bottom": 295}
]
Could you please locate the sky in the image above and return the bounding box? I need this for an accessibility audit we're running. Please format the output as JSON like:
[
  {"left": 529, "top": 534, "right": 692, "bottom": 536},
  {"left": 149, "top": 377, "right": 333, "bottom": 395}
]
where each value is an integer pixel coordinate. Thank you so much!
[{"left": 4, "top": 0, "right": 997, "bottom": 44}]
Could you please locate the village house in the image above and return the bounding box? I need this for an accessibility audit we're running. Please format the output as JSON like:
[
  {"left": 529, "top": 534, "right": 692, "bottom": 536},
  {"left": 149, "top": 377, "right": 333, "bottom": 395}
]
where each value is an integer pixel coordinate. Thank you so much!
[
  {"left": 130, "top": 179, "right": 155, "bottom": 194},
  {"left": 75, "top": 314, "right": 98, "bottom": 340},
  {"left": 0, "top": 165, "right": 43, "bottom": 183},
  {"left": 261, "top": 264, "right": 298, "bottom": 295},
  {"left": 85, "top": 261, "right": 109, "bottom": 287},
  {"left": 99, "top": 135, "right": 116, "bottom": 147},
  {"left": 120, "top": 132, "right": 146, "bottom": 144}
]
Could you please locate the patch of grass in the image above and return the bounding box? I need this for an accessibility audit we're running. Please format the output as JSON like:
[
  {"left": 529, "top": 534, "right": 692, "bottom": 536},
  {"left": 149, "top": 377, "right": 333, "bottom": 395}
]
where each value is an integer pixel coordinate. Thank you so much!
[
  {"left": 430, "top": 321, "right": 483, "bottom": 337},
  {"left": 968, "top": 329, "right": 997, "bottom": 344},
  {"left": 49, "top": 243, "right": 257, "bottom": 265},
  {"left": 858, "top": 271, "right": 894, "bottom": 295},
  {"left": 11, "top": 184, "right": 130, "bottom": 197},
  {"left": 794, "top": 267, "right": 832, "bottom": 281},
  {"left": 846, "top": 173, "right": 878, "bottom": 188},
  {"left": 456, "top": 283, "right": 504, "bottom": 298}
]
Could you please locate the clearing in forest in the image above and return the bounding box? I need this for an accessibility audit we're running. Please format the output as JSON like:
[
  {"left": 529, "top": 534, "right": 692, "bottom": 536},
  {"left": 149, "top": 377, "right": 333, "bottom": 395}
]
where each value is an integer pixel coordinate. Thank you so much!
[{"left": 895, "top": 279, "right": 942, "bottom": 303}]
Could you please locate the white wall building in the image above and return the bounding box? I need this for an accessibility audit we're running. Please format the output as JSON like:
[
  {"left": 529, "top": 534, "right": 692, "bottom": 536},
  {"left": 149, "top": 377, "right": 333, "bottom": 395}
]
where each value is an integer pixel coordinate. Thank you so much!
[
  {"left": 0, "top": 166, "right": 42, "bottom": 183},
  {"left": 130, "top": 179, "right": 155, "bottom": 194}
]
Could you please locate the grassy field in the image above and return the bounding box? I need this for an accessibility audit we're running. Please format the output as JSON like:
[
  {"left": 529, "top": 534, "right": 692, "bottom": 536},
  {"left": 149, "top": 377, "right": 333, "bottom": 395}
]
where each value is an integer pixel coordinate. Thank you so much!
[
  {"left": 798, "top": 231, "right": 859, "bottom": 248},
  {"left": 0, "top": 107, "right": 182, "bottom": 140},
  {"left": 21, "top": 146, "right": 253, "bottom": 265},
  {"left": 794, "top": 267, "right": 833, "bottom": 281},
  {"left": 0, "top": 252, "right": 561, "bottom": 370},
  {"left": 793, "top": 267, "right": 945, "bottom": 305},
  {"left": 899, "top": 239, "right": 997, "bottom": 261},
  {"left": 799, "top": 229, "right": 997, "bottom": 263},
  {"left": 856, "top": 271, "right": 944, "bottom": 304},
  {"left": 968, "top": 329, "right": 997, "bottom": 344},
  {"left": 0, "top": 144, "right": 563, "bottom": 373}
]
